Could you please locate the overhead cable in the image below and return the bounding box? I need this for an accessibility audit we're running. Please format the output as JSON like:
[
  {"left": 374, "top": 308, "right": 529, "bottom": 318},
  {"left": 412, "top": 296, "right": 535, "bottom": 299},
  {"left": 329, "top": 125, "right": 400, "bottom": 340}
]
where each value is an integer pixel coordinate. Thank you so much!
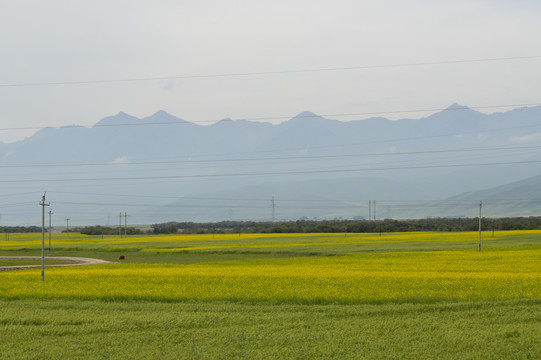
[{"left": 1, "top": 55, "right": 539, "bottom": 88}]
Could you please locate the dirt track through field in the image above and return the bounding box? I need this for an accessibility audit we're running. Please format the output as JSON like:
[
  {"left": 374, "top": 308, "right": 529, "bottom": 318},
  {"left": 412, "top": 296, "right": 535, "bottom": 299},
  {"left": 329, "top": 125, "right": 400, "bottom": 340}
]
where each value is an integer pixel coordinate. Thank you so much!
[{"left": 0, "top": 256, "right": 114, "bottom": 271}]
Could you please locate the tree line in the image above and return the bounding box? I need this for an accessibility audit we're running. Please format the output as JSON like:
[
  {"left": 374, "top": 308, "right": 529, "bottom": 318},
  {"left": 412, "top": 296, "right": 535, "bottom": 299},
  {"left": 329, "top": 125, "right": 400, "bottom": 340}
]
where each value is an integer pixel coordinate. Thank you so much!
[
  {"left": 0, "top": 226, "right": 41, "bottom": 233},
  {"left": 150, "top": 216, "right": 541, "bottom": 234},
  {"left": 4, "top": 216, "right": 541, "bottom": 235}
]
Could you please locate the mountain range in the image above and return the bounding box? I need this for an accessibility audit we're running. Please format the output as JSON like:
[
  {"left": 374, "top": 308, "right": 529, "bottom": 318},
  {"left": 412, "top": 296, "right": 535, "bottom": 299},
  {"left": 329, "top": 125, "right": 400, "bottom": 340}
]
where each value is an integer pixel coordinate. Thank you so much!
[{"left": 1, "top": 104, "right": 541, "bottom": 225}]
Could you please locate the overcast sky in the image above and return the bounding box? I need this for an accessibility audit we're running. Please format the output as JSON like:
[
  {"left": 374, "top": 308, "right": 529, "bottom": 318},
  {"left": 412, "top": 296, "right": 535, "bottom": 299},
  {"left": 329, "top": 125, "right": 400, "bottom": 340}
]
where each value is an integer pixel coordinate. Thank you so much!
[{"left": 1, "top": 0, "right": 540, "bottom": 142}]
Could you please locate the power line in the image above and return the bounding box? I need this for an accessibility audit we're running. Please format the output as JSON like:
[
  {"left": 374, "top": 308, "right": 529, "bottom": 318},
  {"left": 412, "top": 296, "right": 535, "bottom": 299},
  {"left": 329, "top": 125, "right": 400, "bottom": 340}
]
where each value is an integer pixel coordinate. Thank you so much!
[
  {"left": 1, "top": 102, "right": 541, "bottom": 132},
  {"left": 11, "top": 143, "right": 531, "bottom": 189},
  {"left": 0, "top": 191, "right": 41, "bottom": 197},
  {"left": 0, "top": 202, "right": 37, "bottom": 209},
  {"left": 53, "top": 201, "right": 272, "bottom": 209},
  {"left": 1, "top": 159, "right": 541, "bottom": 184},
  {"left": 1, "top": 55, "right": 539, "bottom": 88},
  {"left": 49, "top": 191, "right": 348, "bottom": 203},
  {"left": 22, "top": 199, "right": 541, "bottom": 212},
  {"left": 36, "top": 190, "right": 541, "bottom": 205},
  {"left": 2, "top": 137, "right": 541, "bottom": 171},
  {"left": 199, "top": 117, "right": 541, "bottom": 157}
]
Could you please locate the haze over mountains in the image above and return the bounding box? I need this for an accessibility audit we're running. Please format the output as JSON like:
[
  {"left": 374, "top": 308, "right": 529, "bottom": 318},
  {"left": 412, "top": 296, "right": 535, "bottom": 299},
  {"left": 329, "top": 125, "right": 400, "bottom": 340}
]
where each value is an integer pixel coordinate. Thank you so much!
[{"left": 1, "top": 104, "right": 541, "bottom": 226}]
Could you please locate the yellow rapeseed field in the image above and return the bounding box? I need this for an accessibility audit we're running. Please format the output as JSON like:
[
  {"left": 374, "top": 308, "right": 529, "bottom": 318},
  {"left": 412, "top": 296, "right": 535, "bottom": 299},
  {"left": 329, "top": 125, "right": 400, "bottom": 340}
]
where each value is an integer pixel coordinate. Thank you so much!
[
  {"left": 2, "top": 230, "right": 540, "bottom": 251},
  {"left": 1, "top": 246, "right": 540, "bottom": 303}
]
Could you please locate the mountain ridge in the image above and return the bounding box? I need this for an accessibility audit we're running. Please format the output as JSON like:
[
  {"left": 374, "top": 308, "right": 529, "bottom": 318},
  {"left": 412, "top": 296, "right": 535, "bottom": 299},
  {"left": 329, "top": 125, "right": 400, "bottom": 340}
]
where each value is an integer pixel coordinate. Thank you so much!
[{"left": 2, "top": 104, "right": 541, "bottom": 224}]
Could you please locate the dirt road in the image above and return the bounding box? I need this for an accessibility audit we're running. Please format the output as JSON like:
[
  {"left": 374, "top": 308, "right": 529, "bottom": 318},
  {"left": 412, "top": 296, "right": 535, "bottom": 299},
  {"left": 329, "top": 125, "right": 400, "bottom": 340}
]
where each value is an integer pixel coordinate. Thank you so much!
[{"left": 0, "top": 256, "right": 114, "bottom": 271}]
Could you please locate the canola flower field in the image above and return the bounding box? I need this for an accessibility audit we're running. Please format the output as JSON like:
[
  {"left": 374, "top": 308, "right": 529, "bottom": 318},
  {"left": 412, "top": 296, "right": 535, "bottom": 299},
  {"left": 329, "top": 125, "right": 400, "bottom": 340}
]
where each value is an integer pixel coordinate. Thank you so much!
[
  {"left": 1, "top": 230, "right": 540, "bottom": 303},
  {"left": 1, "top": 230, "right": 541, "bottom": 359}
]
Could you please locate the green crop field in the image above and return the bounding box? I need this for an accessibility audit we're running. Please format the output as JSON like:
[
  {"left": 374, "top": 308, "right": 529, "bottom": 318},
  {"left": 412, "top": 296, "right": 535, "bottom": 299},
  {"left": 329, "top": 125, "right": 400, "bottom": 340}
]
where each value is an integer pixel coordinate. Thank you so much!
[{"left": 1, "top": 231, "right": 540, "bottom": 359}]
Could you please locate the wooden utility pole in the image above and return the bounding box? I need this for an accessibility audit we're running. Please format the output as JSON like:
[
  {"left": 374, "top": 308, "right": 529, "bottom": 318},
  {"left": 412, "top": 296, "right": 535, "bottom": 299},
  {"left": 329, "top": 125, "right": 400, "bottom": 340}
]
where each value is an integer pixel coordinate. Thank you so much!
[
  {"left": 40, "top": 193, "right": 50, "bottom": 281},
  {"left": 65, "top": 218, "right": 70, "bottom": 237}
]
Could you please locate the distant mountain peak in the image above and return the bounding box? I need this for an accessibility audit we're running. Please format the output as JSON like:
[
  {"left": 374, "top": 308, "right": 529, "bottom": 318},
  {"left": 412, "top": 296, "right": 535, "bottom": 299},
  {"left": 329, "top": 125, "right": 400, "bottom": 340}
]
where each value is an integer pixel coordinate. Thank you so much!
[
  {"left": 293, "top": 111, "right": 320, "bottom": 119},
  {"left": 94, "top": 112, "right": 138, "bottom": 127},
  {"left": 92, "top": 110, "right": 192, "bottom": 128},
  {"left": 210, "top": 118, "right": 234, "bottom": 127},
  {"left": 145, "top": 110, "right": 188, "bottom": 123},
  {"left": 423, "top": 103, "right": 483, "bottom": 122},
  {"left": 445, "top": 103, "right": 470, "bottom": 111},
  {"left": 286, "top": 111, "right": 329, "bottom": 125},
  {"left": 152, "top": 110, "right": 172, "bottom": 117}
]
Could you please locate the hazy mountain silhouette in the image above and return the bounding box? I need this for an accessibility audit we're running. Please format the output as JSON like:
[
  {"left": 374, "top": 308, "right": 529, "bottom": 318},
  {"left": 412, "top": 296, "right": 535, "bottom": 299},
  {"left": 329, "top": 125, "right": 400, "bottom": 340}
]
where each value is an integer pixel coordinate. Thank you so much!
[
  {"left": 2, "top": 104, "right": 541, "bottom": 224},
  {"left": 437, "top": 174, "right": 541, "bottom": 218}
]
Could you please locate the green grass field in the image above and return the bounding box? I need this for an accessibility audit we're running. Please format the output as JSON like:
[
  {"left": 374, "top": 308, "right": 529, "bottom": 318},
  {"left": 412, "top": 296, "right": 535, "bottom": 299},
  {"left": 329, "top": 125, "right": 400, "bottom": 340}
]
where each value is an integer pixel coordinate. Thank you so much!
[{"left": 1, "top": 231, "right": 540, "bottom": 359}]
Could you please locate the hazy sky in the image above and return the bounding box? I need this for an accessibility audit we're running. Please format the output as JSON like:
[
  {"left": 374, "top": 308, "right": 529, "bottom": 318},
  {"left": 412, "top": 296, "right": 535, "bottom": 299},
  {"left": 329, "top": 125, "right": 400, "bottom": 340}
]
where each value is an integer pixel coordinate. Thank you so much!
[{"left": 1, "top": 0, "right": 540, "bottom": 142}]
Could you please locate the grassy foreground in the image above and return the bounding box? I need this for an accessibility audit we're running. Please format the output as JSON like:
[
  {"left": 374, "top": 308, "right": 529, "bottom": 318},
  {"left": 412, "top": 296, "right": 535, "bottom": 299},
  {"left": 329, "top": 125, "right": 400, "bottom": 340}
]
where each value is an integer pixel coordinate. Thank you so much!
[
  {"left": 1, "top": 231, "right": 541, "bottom": 358},
  {"left": 1, "top": 299, "right": 540, "bottom": 360}
]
